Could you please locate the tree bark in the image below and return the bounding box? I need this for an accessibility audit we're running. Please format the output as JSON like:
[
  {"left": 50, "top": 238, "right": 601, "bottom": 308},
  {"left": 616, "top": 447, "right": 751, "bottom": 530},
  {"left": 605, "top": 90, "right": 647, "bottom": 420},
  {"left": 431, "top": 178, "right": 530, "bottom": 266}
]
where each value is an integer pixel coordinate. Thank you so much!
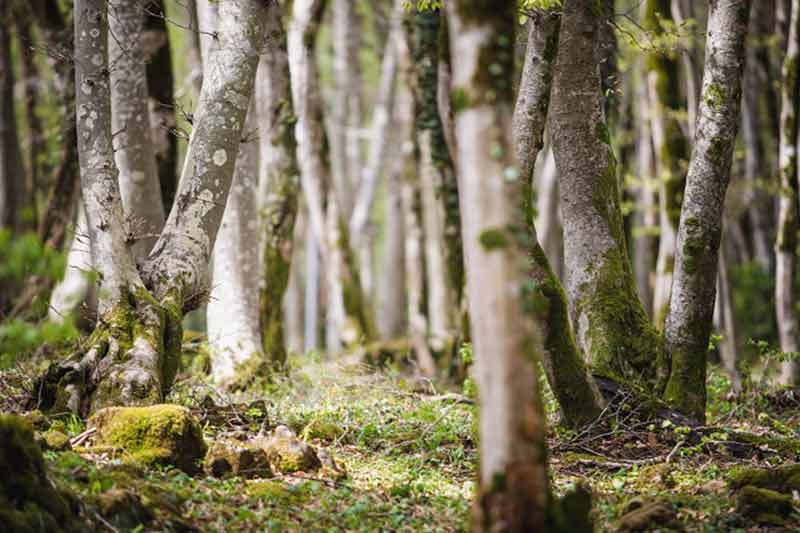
[
  {"left": 109, "top": 0, "right": 165, "bottom": 262},
  {"left": 663, "top": 0, "right": 750, "bottom": 420},
  {"left": 256, "top": 3, "right": 301, "bottom": 368},
  {"left": 207, "top": 105, "right": 261, "bottom": 384},
  {"left": 446, "top": 3, "right": 549, "bottom": 529},
  {"left": 551, "top": 0, "right": 663, "bottom": 389},
  {"left": 512, "top": 7, "right": 602, "bottom": 428},
  {"left": 775, "top": 0, "right": 800, "bottom": 386}
]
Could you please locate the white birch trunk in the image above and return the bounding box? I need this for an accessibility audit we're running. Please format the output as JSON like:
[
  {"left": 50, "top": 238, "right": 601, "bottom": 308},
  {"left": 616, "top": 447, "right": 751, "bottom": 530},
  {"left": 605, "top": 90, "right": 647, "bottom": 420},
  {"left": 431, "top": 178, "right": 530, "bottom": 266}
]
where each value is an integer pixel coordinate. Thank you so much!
[{"left": 49, "top": 205, "right": 93, "bottom": 323}]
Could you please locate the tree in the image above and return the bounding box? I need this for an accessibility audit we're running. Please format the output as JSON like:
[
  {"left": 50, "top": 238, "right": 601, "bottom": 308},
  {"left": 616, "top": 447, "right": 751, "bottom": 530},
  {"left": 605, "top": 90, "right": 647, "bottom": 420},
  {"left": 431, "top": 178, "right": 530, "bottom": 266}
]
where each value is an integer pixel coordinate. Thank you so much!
[
  {"left": 108, "top": 0, "right": 165, "bottom": 262},
  {"left": 663, "top": 0, "right": 751, "bottom": 419},
  {"left": 446, "top": 1, "right": 549, "bottom": 528},
  {"left": 512, "top": 6, "right": 603, "bottom": 428},
  {"left": 37, "top": 0, "right": 268, "bottom": 414},
  {"left": 774, "top": 0, "right": 800, "bottom": 386}
]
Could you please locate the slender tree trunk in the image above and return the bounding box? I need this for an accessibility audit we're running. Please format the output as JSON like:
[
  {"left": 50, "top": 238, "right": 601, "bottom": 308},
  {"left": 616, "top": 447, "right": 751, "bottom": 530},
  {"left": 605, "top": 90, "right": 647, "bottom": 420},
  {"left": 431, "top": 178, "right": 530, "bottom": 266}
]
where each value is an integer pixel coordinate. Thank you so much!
[
  {"left": 447, "top": 3, "right": 550, "bottom": 529},
  {"left": 207, "top": 105, "right": 261, "bottom": 384},
  {"left": 109, "top": 0, "right": 165, "bottom": 262},
  {"left": 184, "top": 0, "right": 203, "bottom": 96},
  {"left": 535, "top": 148, "right": 563, "bottom": 281},
  {"left": 742, "top": 0, "right": 774, "bottom": 271},
  {"left": 776, "top": 0, "right": 800, "bottom": 386},
  {"left": 0, "top": 4, "right": 26, "bottom": 232},
  {"left": 551, "top": 0, "right": 663, "bottom": 389},
  {"left": 196, "top": 0, "right": 218, "bottom": 69},
  {"left": 716, "top": 239, "right": 742, "bottom": 393},
  {"left": 411, "top": 7, "right": 462, "bottom": 353},
  {"left": 671, "top": 0, "right": 701, "bottom": 140},
  {"left": 143, "top": 0, "right": 178, "bottom": 214},
  {"left": 646, "top": 0, "right": 691, "bottom": 327},
  {"left": 350, "top": 0, "right": 402, "bottom": 307},
  {"left": 396, "top": 36, "right": 435, "bottom": 376},
  {"left": 512, "top": 8, "right": 602, "bottom": 428},
  {"left": 285, "top": 211, "right": 306, "bottom": 354},
  {"left": 634, "top": 56, "right": 658, "bottom": 318},
  {"left": 257, "top": 4, "right": 300, "bottom": 368},
  {"left": 49, "top": 205, "right": 93, "bottom": 324},
  {"left": 663, "top": 0, "right": 750, "bottom": 420}
]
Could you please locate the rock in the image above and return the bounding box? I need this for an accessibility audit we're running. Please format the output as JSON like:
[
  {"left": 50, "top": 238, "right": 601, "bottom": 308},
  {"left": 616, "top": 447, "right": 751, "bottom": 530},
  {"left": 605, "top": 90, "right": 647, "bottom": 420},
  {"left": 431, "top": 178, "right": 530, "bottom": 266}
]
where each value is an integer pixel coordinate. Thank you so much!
[
  {"left": 37, "top": 429, "right": 72, "bottom": 452},
  {"left": 617, "top": 501, "right": 680, "bottom": 532},
  {"left": 317, "top": 448, "right": 347, "bottom": 481},
  {"left": 22, "top": 410, "right": 49, "bottom": 430},
  {"left": 735, "top": 486, "right": 793, "bottom": 526},
  {"left": 0, "top": 415, "right": 78, "bottom": 532},
  {"left": 97, "top": 488, "right": 154, "bottom": 530},
  {"left": 204, "top": 438, "right": 272, "bottom": 479},
  {"left": 728, "top": 463, "right": 800, "bottom": 492},
  {"left": 259, "top": 425, "right": 321, "bottom": 474},
  {"left": 89, "top": 404, "right": 207, "bottom": 474}
]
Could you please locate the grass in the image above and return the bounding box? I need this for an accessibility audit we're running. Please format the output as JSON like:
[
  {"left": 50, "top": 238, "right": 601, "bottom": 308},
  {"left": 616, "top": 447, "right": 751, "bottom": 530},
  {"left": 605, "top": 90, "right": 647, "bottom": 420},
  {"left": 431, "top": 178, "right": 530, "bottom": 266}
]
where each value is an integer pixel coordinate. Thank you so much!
[{"left": 3, "top": 351, "right": 800, "bottom": 531}]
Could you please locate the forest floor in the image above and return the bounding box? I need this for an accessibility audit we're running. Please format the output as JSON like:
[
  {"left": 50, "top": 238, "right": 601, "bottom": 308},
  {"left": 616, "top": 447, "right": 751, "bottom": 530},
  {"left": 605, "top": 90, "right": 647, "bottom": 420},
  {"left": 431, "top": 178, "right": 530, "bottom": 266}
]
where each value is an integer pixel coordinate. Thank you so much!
[{"left": 2, "top": 346, "right": 800, "bottom": 532}]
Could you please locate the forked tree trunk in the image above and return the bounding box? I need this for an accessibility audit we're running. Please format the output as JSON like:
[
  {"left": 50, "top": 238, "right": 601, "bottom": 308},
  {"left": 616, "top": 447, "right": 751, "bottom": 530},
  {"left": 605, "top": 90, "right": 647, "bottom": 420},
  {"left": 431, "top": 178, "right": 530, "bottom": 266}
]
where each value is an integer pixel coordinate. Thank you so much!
[
  {"left": 256, "top": 4, "right": 301, "bottom": 368},
  {"left": 663, "top": 0, "right": 750, "bottom": 420},
  {"left": 551, "top": 0, "right": 663, "bottom": 389},
  {"left": 446, "top": 3, "right": 549, "bottom": 528},
  {"left": 207, "top": 106, "right": 261, "bottom": 384},
  {"left": 109, "top": 0, "right": 165, "bottom": 262},
  {"left": 512, "top": 7, "right": 602, "bottom": 428},
  {"left": 37, "top": 0, "right": 267, "bottom": 414},
  {"left": 775, "top": 0, "right": 800, "bottom": 386}
]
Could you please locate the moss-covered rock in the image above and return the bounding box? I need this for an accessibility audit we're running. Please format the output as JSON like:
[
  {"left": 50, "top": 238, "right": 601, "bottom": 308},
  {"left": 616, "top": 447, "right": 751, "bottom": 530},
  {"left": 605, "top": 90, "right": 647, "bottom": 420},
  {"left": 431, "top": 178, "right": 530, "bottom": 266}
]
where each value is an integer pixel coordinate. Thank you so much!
[
  {"left": 255, "top": 425, "right": 321, "bottom": 474},
  {"left": 735, "top": 486, "right": 793, "bottom": 525},
  {"left": 729, "top": 463, "right": 800, "bottom": 492},
  {"left": 616, "top": 500, "right": 680, "bottom": 532},
  {"left": 37, "top": 429, "right": 72, "bottom": 452},
  {"left": 0, "top": 415, "right": 78, "bottom": 532},
  {"left": 204, "top": 438, "right": 272, "bottom": 479},
  {"left": 89, "top": 404, "right": 207, "bottom": 474},
  {"left": 317, "top": 448, "right": 347, "bottom": 481}
]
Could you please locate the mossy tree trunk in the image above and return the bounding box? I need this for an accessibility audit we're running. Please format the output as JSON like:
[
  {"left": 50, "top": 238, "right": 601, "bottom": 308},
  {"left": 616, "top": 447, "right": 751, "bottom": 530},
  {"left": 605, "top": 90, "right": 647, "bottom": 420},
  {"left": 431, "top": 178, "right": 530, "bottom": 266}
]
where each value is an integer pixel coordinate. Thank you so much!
[
  {"left": 645, "top": 0, "right": 691, "bottom": 327},
  {"left": 663, "top": 0, "right": 750, "bottom": 421},
  {"left": 775, "top": 0, "right": 800, "bottom": 386},
  {"left": 257, "top": 4, "right": 301, "bottom": 368},
  {"left": 550, "top": 0, "right": 664, "bottom": 390},
  {"left": 446, "top": 1, "right": 550, "bottom": 528},
  {"left": 411, "top": 7, "right": 462, "bottom": 355},
  {"left": 38, "top": 0, "right": 268, "bottom": 415},
  {"left": 512, "top": 7, "right": 603, "bottom": 429}
]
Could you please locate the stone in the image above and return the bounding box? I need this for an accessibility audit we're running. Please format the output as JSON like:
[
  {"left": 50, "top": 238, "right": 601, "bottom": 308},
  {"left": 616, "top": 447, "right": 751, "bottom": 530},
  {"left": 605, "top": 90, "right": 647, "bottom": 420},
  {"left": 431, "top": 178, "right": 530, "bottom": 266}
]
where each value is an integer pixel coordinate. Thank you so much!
[
  {"left": 89, "top": 404, "right": 207, "bottom": 474},
  {"left": 204, "top": 438, "right": 272, "bottom": 479},
  {"left": 617, "top": 501, "right": 679, "bottom": 532},
  {"left": 97, "top": 489, "right": 154, "bottom": 530}
]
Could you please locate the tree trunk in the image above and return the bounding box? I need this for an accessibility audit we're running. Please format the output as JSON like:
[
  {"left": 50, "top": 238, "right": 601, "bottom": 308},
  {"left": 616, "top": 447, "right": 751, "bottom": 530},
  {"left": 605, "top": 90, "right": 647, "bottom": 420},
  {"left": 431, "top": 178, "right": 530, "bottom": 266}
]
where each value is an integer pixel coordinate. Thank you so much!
[
  {"left": 35, "top": 0, "right": 268, "bottom": 415},
  {"left": 207, "top": 105, "right": 261, "bottom": 384},
  {"left": 634, "top": 56, "right": 657, "bottom": 318},
  {"left": 288, "top": 0, "right": 372, "bottom": 353},
  {"left": 741, "top": 0, "right": 774, "bottom": 272},
  {"left": 446, "top": 3, "right": 550, "bottom": 529},
  {"left": 716, "top": 239, "right": 742, "bottom": 393},
  {"left": 143, "top": 0, "right": 179, "bottom": 214},
  {"left": 49, "top": 205, "right": 93, "bottom": 324},
  {"left": 109, "top": 0, "right": 165, "bottom": 262},
  {"left": 646, "top": 0, "right": 691, "bottom": 327},
  {"left": 775, "top": 0, "right": 800, "bottom": 386},
  {"left": 0, "top": 4, "right": 26, "bottom": 233},
  {"left": 663, "top": 0, "right": 750, "bottom": 420},
  {"left": 410, "top": 7, "right": 463, "bottom": 354},
  {"left": 535, "top": 148, "right": 563, "bottom": 281},
  {"left": 551, "top": 0, "right": 663, "bottom": 389},
  {"left": 257, "top": 4, "right": 301, "bottom": 368},
  {"left": 512, "top": 8, "right": 602, "bottom": 428}
]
